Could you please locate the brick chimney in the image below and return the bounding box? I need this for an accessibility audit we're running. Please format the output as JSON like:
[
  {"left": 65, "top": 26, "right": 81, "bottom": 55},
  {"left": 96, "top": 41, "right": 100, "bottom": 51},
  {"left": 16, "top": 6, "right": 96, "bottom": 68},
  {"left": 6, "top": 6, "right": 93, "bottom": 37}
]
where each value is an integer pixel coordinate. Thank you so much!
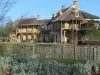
[
  {"left": 37, "top": 14, "right": 40, "bottom": 20},
  {"left": 62, "top": 5, "right": 66, "bottom": 9},
  {"left": 74, "top": 0, "right": 78, "bottom": 9}
]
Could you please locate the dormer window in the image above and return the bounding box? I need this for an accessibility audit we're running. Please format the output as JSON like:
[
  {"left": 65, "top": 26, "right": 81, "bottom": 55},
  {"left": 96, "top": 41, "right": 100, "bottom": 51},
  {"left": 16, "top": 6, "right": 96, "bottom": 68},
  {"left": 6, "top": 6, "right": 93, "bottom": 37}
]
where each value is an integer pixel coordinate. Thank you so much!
[{"left": 75, "top": 11, "right": 79, "bottom": 17}]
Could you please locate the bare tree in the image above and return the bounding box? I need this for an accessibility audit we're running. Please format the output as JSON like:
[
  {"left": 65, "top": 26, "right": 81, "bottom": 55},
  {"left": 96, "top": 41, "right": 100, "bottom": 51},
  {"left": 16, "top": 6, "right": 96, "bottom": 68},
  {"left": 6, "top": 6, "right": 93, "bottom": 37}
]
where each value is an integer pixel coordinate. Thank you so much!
[
  {"left": 0, "top": 0, "right": 15, "bottom": 25},
  {"left": 0, "top": 0, "right": 15, "bottom": 38}
]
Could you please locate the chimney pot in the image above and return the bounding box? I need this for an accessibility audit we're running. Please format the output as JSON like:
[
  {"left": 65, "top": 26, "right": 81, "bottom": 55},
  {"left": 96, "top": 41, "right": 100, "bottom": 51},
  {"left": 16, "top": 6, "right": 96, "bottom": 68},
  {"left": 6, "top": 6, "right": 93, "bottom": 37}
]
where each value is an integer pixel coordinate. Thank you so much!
[
  {"left": 62, "top": 5, "right": 66, "bottom": 9},
  {"left": 74, "top": 0, "right": 78, "bottom": 8}
]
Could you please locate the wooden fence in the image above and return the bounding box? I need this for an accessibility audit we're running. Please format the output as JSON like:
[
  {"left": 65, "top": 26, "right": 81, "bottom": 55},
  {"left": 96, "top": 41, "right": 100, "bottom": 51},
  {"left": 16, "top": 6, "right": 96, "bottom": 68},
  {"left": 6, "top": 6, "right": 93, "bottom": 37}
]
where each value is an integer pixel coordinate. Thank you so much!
[
  {"left": 0, "top": 43, "right": 100, "bottom": 61},
  {"left": 34, "top": 45, "right": 100, "bottom": 61}
]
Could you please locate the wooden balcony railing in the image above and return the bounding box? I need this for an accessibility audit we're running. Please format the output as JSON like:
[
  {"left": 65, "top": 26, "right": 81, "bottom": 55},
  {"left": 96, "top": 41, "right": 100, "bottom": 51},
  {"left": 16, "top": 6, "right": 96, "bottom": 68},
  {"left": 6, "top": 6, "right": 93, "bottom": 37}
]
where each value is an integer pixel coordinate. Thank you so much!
[{"left": 62, "top": 24, "right": 79, "bottom": 30}]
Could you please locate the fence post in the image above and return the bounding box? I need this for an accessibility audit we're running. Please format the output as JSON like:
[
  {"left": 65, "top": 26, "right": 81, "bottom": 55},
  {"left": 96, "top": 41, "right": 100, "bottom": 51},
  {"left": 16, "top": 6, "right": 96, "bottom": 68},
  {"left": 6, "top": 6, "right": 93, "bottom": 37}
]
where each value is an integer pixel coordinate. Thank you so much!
[
  {"left": 96, "top": 46, "right": 98, "bottom": 61},
  {"left": 93, "top": 47, "right": 94, "bottom": 60},
  {"left": 20, "top": 44, "right": 23, "bottom": 55},
  {"left": 53, "top": 46, "right": 55, "bottom": 58},
  {"left": 62, "top": 46, "right": 63, "bottom": 59},
  {"left": 8, "top": 44, "right": 12, "bottom": 55},
  {"left": 32, "top": 44, "right": 35, "bottom": 57},
  {"left": 93, "top": 47, "right": 98, "bottom": 61},
  {"left": 74, "top": 46, "right": 76, "bottom": 60}
]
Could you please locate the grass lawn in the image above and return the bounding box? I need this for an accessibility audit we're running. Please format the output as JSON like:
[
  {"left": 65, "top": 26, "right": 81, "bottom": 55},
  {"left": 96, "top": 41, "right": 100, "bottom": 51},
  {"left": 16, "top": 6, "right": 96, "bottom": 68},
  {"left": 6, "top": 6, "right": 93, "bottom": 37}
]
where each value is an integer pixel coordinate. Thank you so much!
[
  {"left": 45, "top": 58, "right": 86, "bottom": 64},
  {"left": 55, "top": 59, "right": 86, "bottom": 64}
]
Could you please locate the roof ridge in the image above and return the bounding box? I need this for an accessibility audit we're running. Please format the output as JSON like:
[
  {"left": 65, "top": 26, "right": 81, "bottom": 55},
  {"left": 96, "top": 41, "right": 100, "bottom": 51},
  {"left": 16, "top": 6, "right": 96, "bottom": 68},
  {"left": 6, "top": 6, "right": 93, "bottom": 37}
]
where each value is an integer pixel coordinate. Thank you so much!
[
  {"left": 55, "top": 5, "right": 74, "bottom": 21},
  {"left": 61, "top": 5, "right": 74, "bottom": 16},
  {"left": 20, "top": 18, "right": 37, "bottom": 20}
]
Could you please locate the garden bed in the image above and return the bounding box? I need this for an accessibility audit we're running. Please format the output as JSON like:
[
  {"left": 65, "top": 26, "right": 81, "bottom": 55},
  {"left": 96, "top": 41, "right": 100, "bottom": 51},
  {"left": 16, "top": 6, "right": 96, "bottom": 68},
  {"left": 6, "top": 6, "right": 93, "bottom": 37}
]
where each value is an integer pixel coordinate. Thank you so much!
[{"left": 0, "top": 54, "right": 100, "bottom": 75}]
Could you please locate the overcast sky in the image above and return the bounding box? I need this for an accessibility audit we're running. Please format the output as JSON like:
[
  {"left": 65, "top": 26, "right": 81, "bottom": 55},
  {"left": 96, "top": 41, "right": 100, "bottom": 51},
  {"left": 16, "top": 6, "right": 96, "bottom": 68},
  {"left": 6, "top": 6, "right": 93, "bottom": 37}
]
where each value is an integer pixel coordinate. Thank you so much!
[{"left": 6, "top": 0, "right": 100, "bottom": 21}]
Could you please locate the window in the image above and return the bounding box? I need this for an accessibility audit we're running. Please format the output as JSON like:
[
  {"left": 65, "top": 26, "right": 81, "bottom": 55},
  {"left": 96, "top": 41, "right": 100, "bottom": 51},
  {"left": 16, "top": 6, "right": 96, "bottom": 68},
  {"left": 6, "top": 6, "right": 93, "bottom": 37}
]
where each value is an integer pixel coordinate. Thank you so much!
[
  {"left": 41, "top": 25, "right": 46, "bottom": 28},
  {"left": 75, "top": 11, "right": 79, "bottom": 17}
]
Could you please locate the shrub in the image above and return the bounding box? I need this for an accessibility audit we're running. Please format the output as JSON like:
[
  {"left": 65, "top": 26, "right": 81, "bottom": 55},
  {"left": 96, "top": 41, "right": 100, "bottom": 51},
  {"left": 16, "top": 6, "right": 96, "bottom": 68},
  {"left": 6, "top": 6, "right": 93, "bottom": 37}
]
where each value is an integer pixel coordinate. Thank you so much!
[{"left": 0, "top": 54, "right": 99, "bottom": 75}]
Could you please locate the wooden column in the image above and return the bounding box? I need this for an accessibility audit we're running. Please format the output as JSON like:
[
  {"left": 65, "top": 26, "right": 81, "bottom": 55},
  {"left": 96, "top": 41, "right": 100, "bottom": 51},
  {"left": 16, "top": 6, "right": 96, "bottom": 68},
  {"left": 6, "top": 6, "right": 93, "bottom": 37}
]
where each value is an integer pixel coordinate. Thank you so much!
[
  {"left": 79, "top": 21, "right": 82, "bottom": 30},
  {"left": 79, "top": 21, "right": 82, "bottom": 42},
  {"left": 54, "top": 22, "right": 57, "bottom": 42},
  {"left": 26, "top": 26, "right": 28, "bottom": 42},
  {"left": 56, "top": 22, "right": 58, "bottom": 42},
  {"left": 72, "top": 20, "right": 74, "bottom": 45},
  {"left": 15, "top": 27, "right": 17, "bottom": 38},
  {"left": 64, "top": 30, "right": 66, "bottom": 43},
  {"left": 32, "top": 26, "right": 34, "bottom": 41},
  {"left": 61, "top": 22, "right": 63, "bottom": 43},
  {"left": 75, "top": 21, "right": 78, "bottom": 45},
  {"left": 21, "top": 26, "right": 23, "bottom": 42},
  {"left": 80, "top": 22, "right": 81, "bottom": 29}
]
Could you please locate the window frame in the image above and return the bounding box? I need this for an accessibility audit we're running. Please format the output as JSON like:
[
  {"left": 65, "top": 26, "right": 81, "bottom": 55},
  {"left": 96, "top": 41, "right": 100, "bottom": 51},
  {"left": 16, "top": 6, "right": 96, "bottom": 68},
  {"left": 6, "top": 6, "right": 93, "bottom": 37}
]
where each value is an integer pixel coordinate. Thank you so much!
[{"left": 75, "top": 11, "right": 79, "bottom": 17}]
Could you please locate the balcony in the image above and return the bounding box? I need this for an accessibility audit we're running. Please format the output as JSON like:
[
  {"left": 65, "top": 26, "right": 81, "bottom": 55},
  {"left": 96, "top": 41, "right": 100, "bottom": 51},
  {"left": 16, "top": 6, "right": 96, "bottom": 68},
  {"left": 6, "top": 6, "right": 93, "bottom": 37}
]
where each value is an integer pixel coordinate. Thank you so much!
[
  {"left": 16, "top": 28, "right": 27, "bottom": 33},
  {"left": 27, "top": 29, "right": 33, "bottom": 33},
  {"left": 22, "top": 29, "right": 27, "bottom": 33},
  {"left": 33, "top": 29, "right": 40, "bottom": 34},
  {"left": 62, "top": 23, "right": 70, "bottom": 29},
  {"left": 62, "top": 23, "right": 79, "bottom": 30},
  {"left": 73, "top": 24, "right": 79, "bottom": 30}
]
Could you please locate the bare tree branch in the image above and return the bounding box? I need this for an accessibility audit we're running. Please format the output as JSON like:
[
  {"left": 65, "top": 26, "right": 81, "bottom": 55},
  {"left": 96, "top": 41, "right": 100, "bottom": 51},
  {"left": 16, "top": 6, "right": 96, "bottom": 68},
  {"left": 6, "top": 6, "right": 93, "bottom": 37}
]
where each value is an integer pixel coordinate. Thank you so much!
[{"left": 0, "top": 0, "right": 15, "bottom": 26}]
